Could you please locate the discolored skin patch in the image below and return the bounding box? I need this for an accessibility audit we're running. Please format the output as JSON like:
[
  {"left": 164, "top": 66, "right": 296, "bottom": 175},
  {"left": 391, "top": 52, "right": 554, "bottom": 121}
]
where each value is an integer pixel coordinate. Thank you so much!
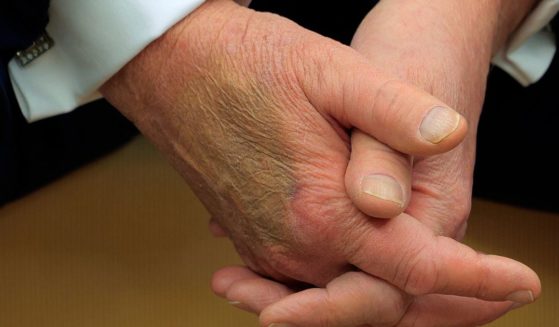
[
  {"left": 173, "top": 62, "right": 299, "bottom": 251},
  {"left": 101, "top": 0, "right": 370, "bottom": 286}
]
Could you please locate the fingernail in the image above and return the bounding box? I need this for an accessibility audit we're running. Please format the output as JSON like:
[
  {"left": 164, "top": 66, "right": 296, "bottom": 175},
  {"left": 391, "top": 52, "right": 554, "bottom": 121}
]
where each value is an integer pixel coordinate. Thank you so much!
[
  {"left": 361, "top": 174, "right": 404, "bottom": 207},
  {"left": 228, "top": 301, "right": 242, "bottom": 306},
  {"left": 506, "top": 290, "right": 534, "bottom": 304},
  {"left": 419, "top": 106, "right": 461, "bottom": 144},
  {"left": 268, "top": 324, "right": 297, "bottom": 327}
]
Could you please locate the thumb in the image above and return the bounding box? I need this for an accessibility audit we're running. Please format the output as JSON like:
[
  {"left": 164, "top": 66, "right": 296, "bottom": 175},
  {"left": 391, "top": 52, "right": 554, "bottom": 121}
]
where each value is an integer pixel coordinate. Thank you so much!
[
  {"left": 345, "top": 129, "right": 413, "bottom": 218},
  {"left": 299, "top": 45, "right": 467, "bottom": 157}
]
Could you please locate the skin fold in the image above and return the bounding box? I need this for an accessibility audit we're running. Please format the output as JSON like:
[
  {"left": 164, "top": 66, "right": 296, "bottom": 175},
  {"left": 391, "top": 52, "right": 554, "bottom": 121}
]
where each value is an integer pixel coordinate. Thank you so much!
[{"left": 99, "top": 0, "right": 540, "bottom": 326}]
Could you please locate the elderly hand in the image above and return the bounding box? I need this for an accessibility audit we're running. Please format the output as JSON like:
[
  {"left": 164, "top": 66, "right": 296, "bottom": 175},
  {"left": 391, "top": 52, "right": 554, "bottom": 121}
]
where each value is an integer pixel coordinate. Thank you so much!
[
  {"left": 211, "top": 0, "right": 541, "bottom": 326},
  {"left": 99, "top": 0, "right": 539, "bottom": 324}
]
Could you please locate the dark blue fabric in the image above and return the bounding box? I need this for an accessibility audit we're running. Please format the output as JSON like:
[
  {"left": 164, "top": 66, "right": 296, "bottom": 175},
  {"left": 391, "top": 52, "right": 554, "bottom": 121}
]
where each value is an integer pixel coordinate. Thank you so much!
[
  {"left": 0, "top": 53, "right": 20, "bottom": 203},
  {"left": 0, "top": 0, "right": 50, "bottom": 56},
  {"left": 0, "top": 0, "right": 50, "bottom": 204},
  {"left": 0, "top": 1, "right": 137, "bottom": 205},
  {"left": 251, "top": 0, "right": 378, "bottom": 46}
]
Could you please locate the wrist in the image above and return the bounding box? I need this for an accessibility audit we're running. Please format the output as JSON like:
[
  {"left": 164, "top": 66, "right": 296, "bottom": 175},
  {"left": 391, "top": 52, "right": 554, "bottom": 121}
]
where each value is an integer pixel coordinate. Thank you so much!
[
  {"left": 364, "top": 0, "right": 539, "bottom": 62},
  {"left": 352, "top": 1, "right": 491, "bottom": 120},
  {"left": 99, "top": 0, "right": 247, "bottom": 120},
  {"left": 493, "top": 0, "right": 540, "bottom": 52},
  {"left": 352, "top": 0, "right": 538, "bottom": 120}
]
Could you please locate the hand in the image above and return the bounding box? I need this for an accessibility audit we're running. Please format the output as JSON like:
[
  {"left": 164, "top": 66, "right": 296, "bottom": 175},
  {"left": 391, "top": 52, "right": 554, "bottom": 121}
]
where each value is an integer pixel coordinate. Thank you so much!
[
  {"left": 211, "top": 0, "right": 541, "bottom": 326},
  {"left": 100, "top": 0, "right": 538, "bottom": 317}
]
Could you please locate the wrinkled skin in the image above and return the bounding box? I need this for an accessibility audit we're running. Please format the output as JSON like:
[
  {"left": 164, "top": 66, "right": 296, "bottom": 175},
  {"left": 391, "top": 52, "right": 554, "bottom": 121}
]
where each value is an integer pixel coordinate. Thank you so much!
[
  {"left": 100, "top": 1, "right": 540, "bottom": 323},
  {"left": 211, "top": 1, "right": 542, "bottom": 326}
]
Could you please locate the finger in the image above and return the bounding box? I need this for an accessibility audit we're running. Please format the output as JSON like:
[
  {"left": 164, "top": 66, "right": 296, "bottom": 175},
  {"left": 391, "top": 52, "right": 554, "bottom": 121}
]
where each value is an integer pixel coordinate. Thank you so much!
[
  {"left": 398, "top": 294, "right": 515, "bottom": 327},
  {"left": 259, "top": 271, "right": 514, "bottom": 327},
  {"left": 260, "top": 271, "right": 409, "bottom": 327},
  {"left": 299, "top": 47, "right": 467, "bottom": 156},
  {"left": 208, "top": 217, "right": 228, "bottom": 237},
  {"left": 211, "top": 266, "right": 293, "bottom": 314},
  {"left": 211, "top": 266, "right": 259, "bottom": 297},
  {"left": 347, "top": 214, "right": 541, "bottom": 304},
  {"left": 345, "top": 129, "right": 412, "bottom": 218},
  {"left": 217, "top": 268, "right": 516, "bottom": 327}
]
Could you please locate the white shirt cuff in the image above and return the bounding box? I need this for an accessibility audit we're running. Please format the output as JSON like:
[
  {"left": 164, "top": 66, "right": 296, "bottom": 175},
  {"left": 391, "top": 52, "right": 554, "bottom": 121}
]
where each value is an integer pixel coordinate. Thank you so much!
[
  {"left": 8, "top": 0, "right": 205, "bottom": 122},
  {"left": 493, "top": 0, "right": 559, "bottom": 86}
]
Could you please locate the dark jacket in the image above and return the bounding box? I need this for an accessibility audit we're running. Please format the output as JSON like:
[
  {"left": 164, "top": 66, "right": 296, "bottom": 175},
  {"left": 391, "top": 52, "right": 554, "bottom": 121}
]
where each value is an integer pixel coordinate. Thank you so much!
[{"left": 0, "top": 0, "right": 136, "bottom": 205}]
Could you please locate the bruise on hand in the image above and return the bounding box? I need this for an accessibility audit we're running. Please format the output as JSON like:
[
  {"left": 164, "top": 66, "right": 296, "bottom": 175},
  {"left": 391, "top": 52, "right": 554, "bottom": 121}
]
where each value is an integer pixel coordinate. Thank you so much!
[{"left": 140, "top": 55, "right": 301, "bottom": 266}]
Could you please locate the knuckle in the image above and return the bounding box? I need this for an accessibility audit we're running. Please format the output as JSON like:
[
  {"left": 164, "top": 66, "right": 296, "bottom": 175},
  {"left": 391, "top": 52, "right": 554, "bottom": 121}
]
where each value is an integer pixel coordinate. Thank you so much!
[
  {"left": 293, "top": 41, "right": 345, "bottom": 106},
  {"left": 371, "top": 79, "right": 408, "bottom": 128},
  {"left": 471, "top": 255, "right": 490, "bottom": 298},
  {"left": 290, "top": 182, "right": 362, "bottom": 245},
  {"left": 398, "top": 243, "right": 439, "bottom": 295},
  {"left": 292, "top": 37, "right": 330, "bottom": 73}
]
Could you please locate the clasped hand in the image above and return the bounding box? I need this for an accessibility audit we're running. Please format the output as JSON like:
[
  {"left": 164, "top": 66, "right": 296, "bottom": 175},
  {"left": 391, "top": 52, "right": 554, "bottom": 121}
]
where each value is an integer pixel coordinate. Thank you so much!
[{"left": 100, "top": 1, "right": 541, "bottom": 326}]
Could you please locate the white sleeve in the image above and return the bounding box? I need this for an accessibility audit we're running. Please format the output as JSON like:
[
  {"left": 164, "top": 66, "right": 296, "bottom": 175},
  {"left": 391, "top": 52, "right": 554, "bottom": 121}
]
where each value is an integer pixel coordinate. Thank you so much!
[
  {"left": 493, "top": 0, "right": 559, "bottom": 86},
  {"left": 8, "top": 0, "right": 205, "bottom": 122}
]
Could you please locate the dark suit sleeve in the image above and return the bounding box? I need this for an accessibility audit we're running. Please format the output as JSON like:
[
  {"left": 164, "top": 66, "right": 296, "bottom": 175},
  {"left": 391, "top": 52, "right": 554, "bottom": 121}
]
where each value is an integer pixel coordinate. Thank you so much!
[
  {"left": 0, "top": 1, "right": 50, "bottom": 54},
  {"left": 0, "top": 0, "right": 137, "bottom": 206}
]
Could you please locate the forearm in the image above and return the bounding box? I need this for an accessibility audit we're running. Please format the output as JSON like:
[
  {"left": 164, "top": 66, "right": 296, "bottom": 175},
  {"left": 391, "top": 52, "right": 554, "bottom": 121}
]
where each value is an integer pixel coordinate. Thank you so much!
[
  {"left": 352, "top": 0, "right": 537, "bottom": 121},
  {"left": 494, "top": 0, "right": 541, "bottom": 51},
  {"left": 428, "top": 0, "right": 541, "bottom": 55},
  {"left": 367, "top": 0, "right": 538, "bottom": 56},
  {"left": 99, "top": 0, "right": 236, "bottom": 120}
]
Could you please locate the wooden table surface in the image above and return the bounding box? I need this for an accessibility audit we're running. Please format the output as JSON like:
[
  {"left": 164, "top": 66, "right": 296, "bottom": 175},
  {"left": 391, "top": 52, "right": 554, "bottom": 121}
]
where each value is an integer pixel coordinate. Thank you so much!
[{"left": 0, "top": 137, "right": 557, "bottom": 327}]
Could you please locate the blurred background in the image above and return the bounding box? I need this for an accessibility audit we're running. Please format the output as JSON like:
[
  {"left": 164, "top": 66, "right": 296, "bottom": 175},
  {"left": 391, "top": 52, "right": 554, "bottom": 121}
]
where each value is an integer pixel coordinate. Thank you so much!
[{"left": 0, "top": 1, "right": 558, "bottom": 326}]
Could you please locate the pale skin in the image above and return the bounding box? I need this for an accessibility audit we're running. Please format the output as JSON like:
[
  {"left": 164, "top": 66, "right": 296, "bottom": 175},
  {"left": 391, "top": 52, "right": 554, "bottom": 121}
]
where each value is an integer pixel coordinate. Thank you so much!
[
  {"left": 99, "top": 0, "right": 540, "bottom": 326},
  {"left": 212, "top": 0, "right": 543, "bottom": 326}
]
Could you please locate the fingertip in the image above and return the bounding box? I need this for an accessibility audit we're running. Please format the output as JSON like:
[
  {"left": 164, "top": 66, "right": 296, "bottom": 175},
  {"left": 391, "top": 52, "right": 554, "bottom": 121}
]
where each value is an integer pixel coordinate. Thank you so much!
[
  {"left": 226, "top": 278, "right": 293, "bottom": 314},
  {"left": 211, "top": 266, "right": 257, "bottom": 296},
  {"left": 530, "top": 265, "right": 542, "bottom": 299},
  {"left": 418, "top": 106, "right": 463, "bottom": 143},
  {"left": 418, "top": 108, "right": 468, "bottom": 154},
  {"left": 345, "top": 131, "right": 411, "bottom": 219},
  {"left": 352, "top": 174, "right": 406, "bottom": 219},
  {"left": 209, "top": 218, "right": 228, "bottom": 237},
  {"left": 212, "top": 266, "right": 295, "bottom": 315},
  {"left": 348, "top": 216, "right": 541, "bottom": 304},
  {"left": 401, "top": 294, "right": 515, "bottom": 327},
  {"left": 399, "top": 237, "right": 543, "bottom": 303},
  {"left": 333, "top": 72, "right": 469, "bottom": 157},
  {"left": 499, "top": 256, "right": 542, "bottom": 304},
  {"left": 476, "top": 254, "right": 542, "bottom": 305}
]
